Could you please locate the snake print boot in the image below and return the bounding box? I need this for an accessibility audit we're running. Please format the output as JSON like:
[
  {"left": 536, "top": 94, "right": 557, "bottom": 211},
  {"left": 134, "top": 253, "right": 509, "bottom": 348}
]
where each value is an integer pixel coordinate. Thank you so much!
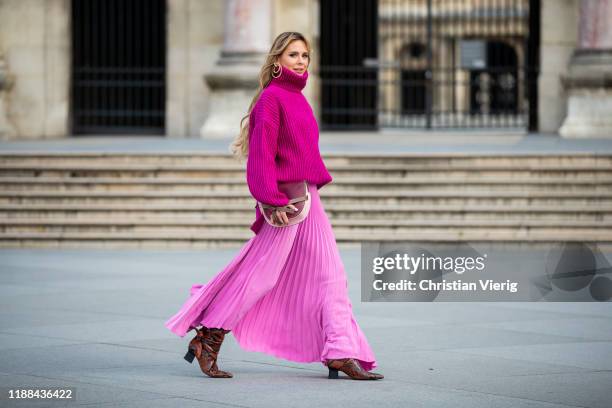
[{"left": 184, "top": 326, "right": 233, "bottom": 378}]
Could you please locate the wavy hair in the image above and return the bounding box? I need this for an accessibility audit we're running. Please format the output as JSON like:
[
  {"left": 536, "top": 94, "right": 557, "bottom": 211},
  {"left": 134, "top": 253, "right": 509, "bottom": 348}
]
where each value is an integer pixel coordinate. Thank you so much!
[{"left": 228, "top": 32, "right": 312, "bottom": 162}]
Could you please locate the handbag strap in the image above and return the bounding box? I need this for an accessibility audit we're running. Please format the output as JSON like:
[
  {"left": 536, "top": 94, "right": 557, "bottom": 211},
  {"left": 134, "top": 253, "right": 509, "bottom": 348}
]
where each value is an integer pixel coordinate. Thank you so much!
[
  {"left": 260, "top": 181, "right": 309, "bottom": 212},
  {"left": 261, "top": 194, "right": 309, "bottom": 211}
]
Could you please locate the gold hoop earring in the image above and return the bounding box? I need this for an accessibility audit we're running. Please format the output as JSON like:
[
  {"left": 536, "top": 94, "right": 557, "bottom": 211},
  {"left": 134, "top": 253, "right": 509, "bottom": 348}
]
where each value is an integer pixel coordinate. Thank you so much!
[{"left": 272, "top": 62, "right": 282, "bottom": 78}]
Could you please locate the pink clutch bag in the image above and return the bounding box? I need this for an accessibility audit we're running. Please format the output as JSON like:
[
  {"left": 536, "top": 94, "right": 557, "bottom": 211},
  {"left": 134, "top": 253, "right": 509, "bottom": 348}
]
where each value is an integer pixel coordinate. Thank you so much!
[{"left": 257, "top": 180, "right": 311, "bottom": 227}]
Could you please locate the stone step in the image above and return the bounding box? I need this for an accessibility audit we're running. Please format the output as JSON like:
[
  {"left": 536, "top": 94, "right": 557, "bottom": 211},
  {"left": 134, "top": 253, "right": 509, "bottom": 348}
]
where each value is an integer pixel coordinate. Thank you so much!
[
  {"left": 0, "top": 202, "right": 609, "bottom": 211},
  {"left": 1, "top": 204, "right": 610, "bottom": 222},
  {"left": 3, "top": 217, "right": 611, "bottom": 228},
  {"left": 2, "top": 177, "right": 612, "bottom": 192},
  {"left": 0, "top": 176, "right": 612, "bottom": 190},
  {"left": 2, "top": 227, "right": 609, "bottom": 243},
  {"left": 2, "top": 152, "right": 609, "bottom": 247},
  {"left": 2, "top": 153, "right": 612, "bottom": 167},
  {"left": 0, "top": 216, "right": 612, "bottom": 228},
  {"left": 2, "top": 161, "right": 612, "bottom": 172},
  {"left": 2, "top": 214, "right": 609, "bottom": 224},
  {"left": 1, "top": 229, "right": 610, "bottom": 246},
  {"left": 2, "top": 190, "right": 612, "bottom": 206},
  {"left": 2, "top": 167, "right": 611, "bottom": 180},
  {"left": 2, "top": 213, "right": 608, "bottom": 224},
  {"left": 3, "top": 189, "right": 612, "bottom": 198}
]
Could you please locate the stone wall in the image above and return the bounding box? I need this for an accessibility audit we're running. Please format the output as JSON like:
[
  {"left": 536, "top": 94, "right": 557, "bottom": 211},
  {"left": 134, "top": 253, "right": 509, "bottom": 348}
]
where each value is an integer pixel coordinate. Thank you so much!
[
  {"left": 0, "top": 0, "right": 591, "bottom": 138},
  {"left": 0, "top": 0, "right": 69, "bottom": 139},
  {"left": 166, "top": 0, "right": 224, "bottom": 138}
]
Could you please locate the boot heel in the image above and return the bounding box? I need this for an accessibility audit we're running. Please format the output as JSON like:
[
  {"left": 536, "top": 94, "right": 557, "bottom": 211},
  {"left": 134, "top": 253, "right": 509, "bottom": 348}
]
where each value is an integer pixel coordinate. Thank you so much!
[
  {"left": 184, "top": 347, "right": 196, "bottom": 363},
  {"left": 328, "top": 368, "right": 339, "bottom": 379}
]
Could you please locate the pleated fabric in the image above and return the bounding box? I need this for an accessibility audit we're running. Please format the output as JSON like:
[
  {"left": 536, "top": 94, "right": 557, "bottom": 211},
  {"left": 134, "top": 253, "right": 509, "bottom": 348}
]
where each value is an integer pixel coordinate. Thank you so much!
[{"left": 164, "top": 182, "right": 377, "bottom": 371}]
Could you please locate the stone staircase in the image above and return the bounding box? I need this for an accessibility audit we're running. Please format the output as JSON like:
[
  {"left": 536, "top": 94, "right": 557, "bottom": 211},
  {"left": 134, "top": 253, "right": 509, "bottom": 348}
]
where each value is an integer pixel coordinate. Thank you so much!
[{"left": 1, "top": 152, "right": 611, "bottom": 248}]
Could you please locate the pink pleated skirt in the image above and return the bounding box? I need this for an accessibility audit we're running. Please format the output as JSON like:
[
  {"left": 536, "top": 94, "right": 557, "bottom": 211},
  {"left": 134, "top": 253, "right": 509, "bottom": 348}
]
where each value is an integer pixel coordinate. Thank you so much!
[{"left": 164, "top": 182, "right": 377, "bottom": 371}]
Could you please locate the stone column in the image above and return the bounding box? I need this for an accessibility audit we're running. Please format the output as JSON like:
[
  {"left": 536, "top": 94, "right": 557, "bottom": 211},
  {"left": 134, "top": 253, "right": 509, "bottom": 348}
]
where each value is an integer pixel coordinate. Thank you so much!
[
  {"left": 559, "top": 0, "right": 612, "bottom": 138},
  {"left": 0, "top": 54, "right": 16, "bottom": 139},
  {"left": 200, "top": 0, "right": 272, "bottom": 139}
]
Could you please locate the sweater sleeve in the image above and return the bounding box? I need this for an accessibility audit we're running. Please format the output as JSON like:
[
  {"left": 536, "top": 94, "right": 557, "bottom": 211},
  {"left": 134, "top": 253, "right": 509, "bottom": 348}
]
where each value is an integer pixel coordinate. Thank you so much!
[{"left": 246, "top": 93, "right": 290, "bottom": 206}]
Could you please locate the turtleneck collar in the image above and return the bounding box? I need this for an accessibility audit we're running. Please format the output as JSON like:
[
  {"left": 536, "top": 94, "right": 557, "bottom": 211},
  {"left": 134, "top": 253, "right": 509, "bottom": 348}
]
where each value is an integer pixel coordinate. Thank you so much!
[{"left": 269, "top": 65, "right": 308, "bottom": 93}]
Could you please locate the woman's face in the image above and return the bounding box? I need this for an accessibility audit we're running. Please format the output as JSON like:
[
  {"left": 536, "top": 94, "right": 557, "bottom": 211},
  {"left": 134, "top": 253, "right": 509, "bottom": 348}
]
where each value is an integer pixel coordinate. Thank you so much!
[{"left": 277, "top": 40, "right": 309, "bottom": 75}]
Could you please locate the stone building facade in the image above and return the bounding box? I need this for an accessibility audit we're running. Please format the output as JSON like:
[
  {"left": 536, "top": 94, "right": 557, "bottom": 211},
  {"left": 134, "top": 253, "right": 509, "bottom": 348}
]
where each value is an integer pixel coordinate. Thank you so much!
[{"left": 0, "top": 0, "right": 609, "bottom": 140}]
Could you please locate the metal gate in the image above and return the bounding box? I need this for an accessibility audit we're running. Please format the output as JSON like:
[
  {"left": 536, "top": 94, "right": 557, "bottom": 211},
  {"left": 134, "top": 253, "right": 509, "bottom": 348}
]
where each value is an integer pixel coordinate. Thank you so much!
[
  {"left": 70, "top": 0, "right": 166, "bottom": 135},
  {"left": 319, "top": 0, "right": 540, "bottom": 130}
]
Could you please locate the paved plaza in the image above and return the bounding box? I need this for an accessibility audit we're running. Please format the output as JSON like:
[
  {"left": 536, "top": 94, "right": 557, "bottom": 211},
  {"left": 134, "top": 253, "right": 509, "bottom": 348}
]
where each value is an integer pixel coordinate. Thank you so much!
[{"left": 0, "top": 245, "right": 611, "bottom": 407}]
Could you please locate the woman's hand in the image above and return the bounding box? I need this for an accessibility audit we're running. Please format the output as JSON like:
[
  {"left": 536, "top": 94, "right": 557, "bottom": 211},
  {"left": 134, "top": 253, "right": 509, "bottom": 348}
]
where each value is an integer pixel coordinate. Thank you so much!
[{"left": 272, "top": 204, "right": 298, "bottom": 226}]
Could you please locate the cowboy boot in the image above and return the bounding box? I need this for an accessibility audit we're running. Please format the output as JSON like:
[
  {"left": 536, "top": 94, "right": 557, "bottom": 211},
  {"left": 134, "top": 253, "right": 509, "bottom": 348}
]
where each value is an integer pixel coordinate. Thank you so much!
[
  {"left": 326, "top": 358, "right": 384, "bottom": 380},
  {"left": 183, "top": 326, "right": 233, "bottom": 378}
]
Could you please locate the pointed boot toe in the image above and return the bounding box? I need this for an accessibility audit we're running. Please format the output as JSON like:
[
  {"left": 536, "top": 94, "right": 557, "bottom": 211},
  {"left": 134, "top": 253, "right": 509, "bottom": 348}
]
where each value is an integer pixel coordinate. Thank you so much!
[{"left": 326, "top": 358, "right": 383, "bottom": 380}]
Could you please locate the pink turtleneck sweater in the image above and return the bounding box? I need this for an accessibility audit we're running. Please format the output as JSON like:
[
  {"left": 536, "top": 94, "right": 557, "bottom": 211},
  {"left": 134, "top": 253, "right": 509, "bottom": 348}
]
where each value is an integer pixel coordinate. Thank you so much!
[{"left": 246, "top": 67, "right": 333, "bottom": 234}]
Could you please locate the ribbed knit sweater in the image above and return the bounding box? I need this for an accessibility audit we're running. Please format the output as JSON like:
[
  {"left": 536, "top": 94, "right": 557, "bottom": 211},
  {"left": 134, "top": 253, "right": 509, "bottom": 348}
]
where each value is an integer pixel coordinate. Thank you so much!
[{"left": 246, "top": 67, "right": 333, "bottom": 234}]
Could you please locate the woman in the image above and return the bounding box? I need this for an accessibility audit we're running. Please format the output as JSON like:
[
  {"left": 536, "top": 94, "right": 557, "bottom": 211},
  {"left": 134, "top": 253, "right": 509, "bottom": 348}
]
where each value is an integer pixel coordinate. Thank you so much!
[{"left": 164, "top": 32, "right": 383, "bottom": 381}]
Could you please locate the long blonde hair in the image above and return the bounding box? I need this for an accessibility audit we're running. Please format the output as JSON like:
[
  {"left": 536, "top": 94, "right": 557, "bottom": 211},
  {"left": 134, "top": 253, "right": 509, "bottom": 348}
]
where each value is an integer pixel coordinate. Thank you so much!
[{"left": 229, "top": 32, "right": 312, "bottom": 162}]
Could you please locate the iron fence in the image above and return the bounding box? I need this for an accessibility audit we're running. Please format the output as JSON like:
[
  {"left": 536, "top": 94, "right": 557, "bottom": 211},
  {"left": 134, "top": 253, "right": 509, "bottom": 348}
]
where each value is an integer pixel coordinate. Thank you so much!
[
  {"left": 70, "top": 0, "right": 166, "bottom": 135},
  {"left": 320, "top": 0, "right": 540, "bottom": 131}
]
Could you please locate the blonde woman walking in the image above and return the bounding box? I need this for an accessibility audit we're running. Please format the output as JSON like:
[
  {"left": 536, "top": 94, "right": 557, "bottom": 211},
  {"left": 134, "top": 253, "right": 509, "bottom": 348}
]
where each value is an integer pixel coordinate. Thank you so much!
[{"left": 165, "top": 32, "right": 383, "bottom": 381}]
